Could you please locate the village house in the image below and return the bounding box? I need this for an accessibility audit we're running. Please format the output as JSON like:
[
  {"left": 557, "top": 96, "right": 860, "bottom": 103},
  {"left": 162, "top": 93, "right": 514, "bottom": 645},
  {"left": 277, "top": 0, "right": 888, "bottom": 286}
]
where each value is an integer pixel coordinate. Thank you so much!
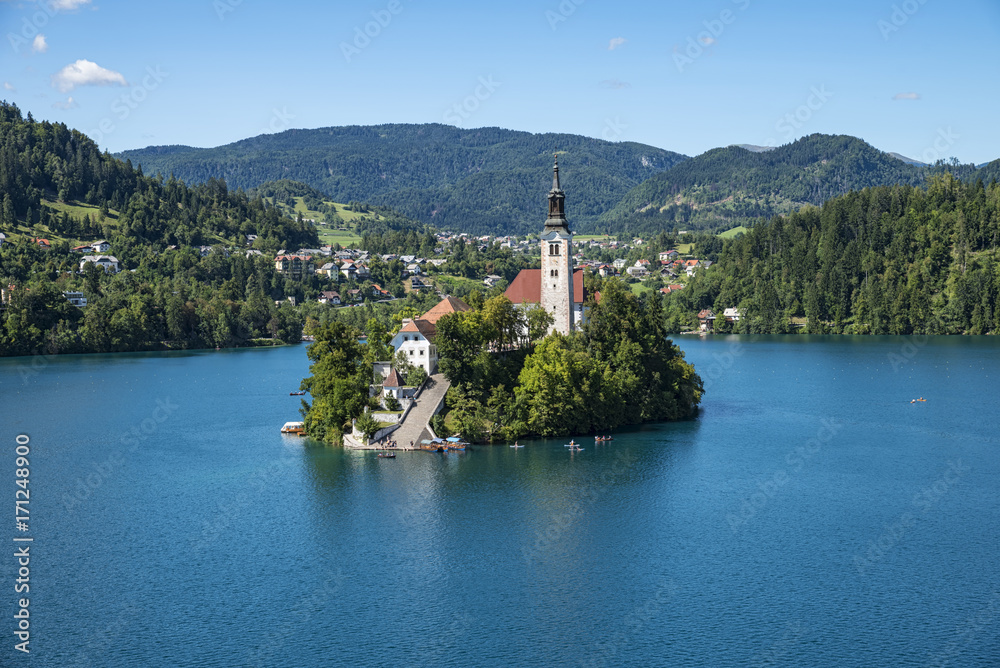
[
  {"left": 274, "top": 254, "right": 315, "bottom": 279},
  {"left": 80, "top": 255, "right": 120, "bottom": 273},
  {"left": 723, "top": 307, "right": 741, "bottom": 322},
  {"left": 346, "top": 289, "right": 362, "bottom": 302},
  {"left": 317, "top": 291, "right": 341, "bottom": 305},
  {"left": 389, "top": 295, "right": 472, "bottom": 374},
  {"left": 64, "top": 291, "right": 87, "bottom": 308},
  {"left": 698, "top": 309, "right": 716, "bottom": 332},
  {"left": 318, "top": 262, "right": 339, "bottom": 278},
  {"left": 32, "top": 238, "right": 51, "bottom": 249},
  {"left": 483, "top": 274, "right": 503, "bottom": 288},
  {"left": 0, "top": 233, "right": 6, "bottom": 246}
]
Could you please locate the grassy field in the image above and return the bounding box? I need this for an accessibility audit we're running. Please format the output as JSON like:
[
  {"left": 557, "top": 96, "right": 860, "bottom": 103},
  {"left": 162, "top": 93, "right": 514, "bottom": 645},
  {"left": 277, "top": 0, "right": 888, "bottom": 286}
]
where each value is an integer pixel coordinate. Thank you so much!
[
  {"left": 268, "top": 196, "right": 372, "bottom": 246},
  {"left": 432, "top": 274, "right": 481, "bottom": 293},
  {"left": 575, "top": 234, "right": 615, "bottom": 242},
  {"left": 629, "top": 282, "right": 656, "bottom": 296},
  {"left": 318, "top": 229, "right": 363, "bottom": 246},
  {"left": 676, "top": 243, "right": 695, "bottom": 254},
  {"left": 718, "top": 226, "right": 749, "bottom": 239},
  {"left": 5, "top": 198, "right": 122, "bottom": 246}
]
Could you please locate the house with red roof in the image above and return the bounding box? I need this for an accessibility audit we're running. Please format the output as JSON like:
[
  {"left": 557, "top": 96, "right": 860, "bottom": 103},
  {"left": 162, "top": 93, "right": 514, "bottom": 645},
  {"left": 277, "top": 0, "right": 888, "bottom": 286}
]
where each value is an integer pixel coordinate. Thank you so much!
[{"left": 388, "top": 295, "right": 472, "bottom": 374}]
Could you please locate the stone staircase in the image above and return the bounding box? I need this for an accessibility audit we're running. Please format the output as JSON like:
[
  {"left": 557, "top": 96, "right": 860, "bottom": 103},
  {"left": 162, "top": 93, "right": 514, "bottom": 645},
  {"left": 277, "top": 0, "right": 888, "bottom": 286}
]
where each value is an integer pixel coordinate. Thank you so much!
[{"left": 390, "top": 373, "right": 450, "bottom": 448}]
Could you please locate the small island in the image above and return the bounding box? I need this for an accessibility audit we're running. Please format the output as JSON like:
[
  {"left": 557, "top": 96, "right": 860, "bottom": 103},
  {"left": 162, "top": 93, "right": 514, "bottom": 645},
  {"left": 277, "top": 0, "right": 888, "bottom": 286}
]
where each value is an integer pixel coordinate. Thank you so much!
[{"left": 299, "top": 161, "right": 703, "bottom": 445}]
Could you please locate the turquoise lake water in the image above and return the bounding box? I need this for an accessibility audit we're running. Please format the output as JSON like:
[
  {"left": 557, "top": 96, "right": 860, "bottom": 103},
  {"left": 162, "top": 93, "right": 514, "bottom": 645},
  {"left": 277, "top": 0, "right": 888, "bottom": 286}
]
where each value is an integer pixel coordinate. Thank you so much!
[{"left": 2, "top": 336, "right": 999, "bottom": 666}]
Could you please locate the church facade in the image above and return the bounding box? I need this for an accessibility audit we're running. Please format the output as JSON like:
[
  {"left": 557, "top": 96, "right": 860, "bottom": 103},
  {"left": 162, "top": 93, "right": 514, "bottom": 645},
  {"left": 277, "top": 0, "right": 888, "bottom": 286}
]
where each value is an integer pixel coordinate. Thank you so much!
[{"left": 504, "top": 156, "right": 586, "bottom": 334}]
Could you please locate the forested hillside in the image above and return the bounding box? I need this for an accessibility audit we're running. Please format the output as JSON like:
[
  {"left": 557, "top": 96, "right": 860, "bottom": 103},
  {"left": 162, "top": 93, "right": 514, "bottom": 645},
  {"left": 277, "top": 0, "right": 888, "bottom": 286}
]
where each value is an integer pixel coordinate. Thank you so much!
[
  {"left": 605, "top": 134, "right": 995, "bottom": 235},
  {"left": 116, "top": 124, "right": 688, "bottom": 235},
  {"left": 667, "top": 175, "right": 1000, "bottom": 335},
  {"left": 0, "top": 102, "right": 324, "bottom": 356}
]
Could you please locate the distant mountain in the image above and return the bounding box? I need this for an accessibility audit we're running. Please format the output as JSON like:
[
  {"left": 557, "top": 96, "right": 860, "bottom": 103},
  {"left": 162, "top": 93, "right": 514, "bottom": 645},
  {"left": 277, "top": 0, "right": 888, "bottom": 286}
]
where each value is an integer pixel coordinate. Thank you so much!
[
  {"left": 117, "top": 125, "right": 688, "bottom": 236},
  {"left": 887, "top": 152, "right": 926, "bottom": 166},
  {"left": 734, "top": 144, "right": 776, "bottom": 153},
  {"left": 602, "top": 134, "right": 994, "bottom": 234}
]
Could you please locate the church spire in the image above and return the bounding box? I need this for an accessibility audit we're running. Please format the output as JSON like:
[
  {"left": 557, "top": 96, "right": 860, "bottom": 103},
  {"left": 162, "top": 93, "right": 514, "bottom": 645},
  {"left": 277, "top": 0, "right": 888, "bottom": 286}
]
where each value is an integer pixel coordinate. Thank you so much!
[{"left": 545, "top": 153, "right": 568, "bottom": 229}]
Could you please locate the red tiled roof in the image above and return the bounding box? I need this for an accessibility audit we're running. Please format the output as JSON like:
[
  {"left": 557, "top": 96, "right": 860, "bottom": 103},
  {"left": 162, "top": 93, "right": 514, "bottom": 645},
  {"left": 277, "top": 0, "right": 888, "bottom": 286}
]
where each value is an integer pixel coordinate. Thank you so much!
[
  {"left": 399, "top": 319, "right": 437, "bottom": 339},
  {"left": 504, "top": 268, "right": 585, "bottom": 305},
  {"left": 421, "top": 295, "right": 471, "bottom": 324},
  {"left": 383, "top": 368, "right": 403, "bottom": 388}
]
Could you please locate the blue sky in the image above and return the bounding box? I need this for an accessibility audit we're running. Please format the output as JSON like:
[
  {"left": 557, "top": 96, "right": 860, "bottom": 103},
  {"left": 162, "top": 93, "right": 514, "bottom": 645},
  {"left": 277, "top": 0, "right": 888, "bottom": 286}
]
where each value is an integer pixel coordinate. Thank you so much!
[{"left": 2, "top": 0, "right": 999, "bottom": 163}]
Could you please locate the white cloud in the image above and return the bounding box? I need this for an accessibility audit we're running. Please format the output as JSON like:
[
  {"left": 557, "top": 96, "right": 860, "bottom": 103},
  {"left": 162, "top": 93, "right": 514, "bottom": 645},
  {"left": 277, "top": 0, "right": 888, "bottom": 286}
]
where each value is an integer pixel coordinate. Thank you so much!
[
  {"left": 51, "top": 0, "right": 92, "bottom": 10},
  {"left": 608, "top": 37, "right": 627, "bottom": 50},
  {"left": 52, "top": 96, "right": 78, "bottom": 109},
  {"left": 32, "top": 34, "right": 47, "bottom": 53},
  {"left": 3, "top": 82, "right": 14, "bottom": 91},
  {"left": 699, "top": 35, "right": 716, "bottom": 46},
  {"left": 893, "top": 92, "right": 921, "bottom": 101},
  {"left": 599, "top": 79, "right": 631, "bottom": 90},
  {"left": 51, "top": 59, "right": 127, "bottom": 93}
]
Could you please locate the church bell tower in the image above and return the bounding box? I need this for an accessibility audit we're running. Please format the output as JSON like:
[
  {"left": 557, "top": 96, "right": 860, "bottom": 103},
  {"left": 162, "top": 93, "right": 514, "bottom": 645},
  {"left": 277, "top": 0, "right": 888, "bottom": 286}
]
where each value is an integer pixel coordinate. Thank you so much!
[{"left": 540, "top": 155, "right": 574, "bottom": 334}]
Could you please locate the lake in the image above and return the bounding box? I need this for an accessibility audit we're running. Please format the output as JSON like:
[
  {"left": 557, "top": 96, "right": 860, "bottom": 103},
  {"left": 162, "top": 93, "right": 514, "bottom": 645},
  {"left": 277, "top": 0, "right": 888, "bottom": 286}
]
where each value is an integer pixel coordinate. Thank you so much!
[{"left": 2, "top": 336, "right": 999, "bottom": 666}]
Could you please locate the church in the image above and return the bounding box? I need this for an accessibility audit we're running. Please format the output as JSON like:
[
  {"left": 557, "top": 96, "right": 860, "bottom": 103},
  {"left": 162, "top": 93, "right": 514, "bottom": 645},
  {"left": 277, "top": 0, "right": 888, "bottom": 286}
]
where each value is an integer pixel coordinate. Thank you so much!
[{"left": 504, "top": 156, "right": 587, "bottom": 334}]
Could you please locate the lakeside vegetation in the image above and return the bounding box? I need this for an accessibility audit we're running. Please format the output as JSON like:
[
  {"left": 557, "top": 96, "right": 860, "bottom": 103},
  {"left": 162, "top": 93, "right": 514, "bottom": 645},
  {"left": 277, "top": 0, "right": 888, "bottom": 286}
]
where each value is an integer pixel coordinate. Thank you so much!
[
  {"left": 663, "top": 176, "right": 1000, "bottom": 335},
  {"left": 435, "top": 280, "right": 702, "bottom": 442},
  {"left": 0, "top": 102, "right": 319, "bottom": 356}
]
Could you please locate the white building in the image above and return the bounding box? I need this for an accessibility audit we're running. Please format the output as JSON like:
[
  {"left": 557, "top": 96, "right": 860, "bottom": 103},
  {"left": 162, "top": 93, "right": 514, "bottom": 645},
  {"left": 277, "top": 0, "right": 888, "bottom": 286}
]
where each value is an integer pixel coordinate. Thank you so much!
[
  {"left": 80, "top": 255, "right": 120, "bottom": 273},
  {"left": 388, "top": 295, "right": 472, "bottom": 375},
  {"left": 391, "top": 319, "right": 438, "bottom": 375},
  {"left": 64, "top": 291, "right": 87, "bottom": 307}
]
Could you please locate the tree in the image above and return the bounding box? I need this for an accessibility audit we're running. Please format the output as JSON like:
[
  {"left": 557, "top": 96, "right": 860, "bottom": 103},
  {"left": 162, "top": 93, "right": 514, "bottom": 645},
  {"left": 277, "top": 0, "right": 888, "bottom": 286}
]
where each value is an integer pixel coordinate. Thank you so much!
[
  {"left": 355, "top": 411, "right": 381, "bottom": 441},
  {"left": 300, "top": 322, "right": 371, "bottom": 444}
]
